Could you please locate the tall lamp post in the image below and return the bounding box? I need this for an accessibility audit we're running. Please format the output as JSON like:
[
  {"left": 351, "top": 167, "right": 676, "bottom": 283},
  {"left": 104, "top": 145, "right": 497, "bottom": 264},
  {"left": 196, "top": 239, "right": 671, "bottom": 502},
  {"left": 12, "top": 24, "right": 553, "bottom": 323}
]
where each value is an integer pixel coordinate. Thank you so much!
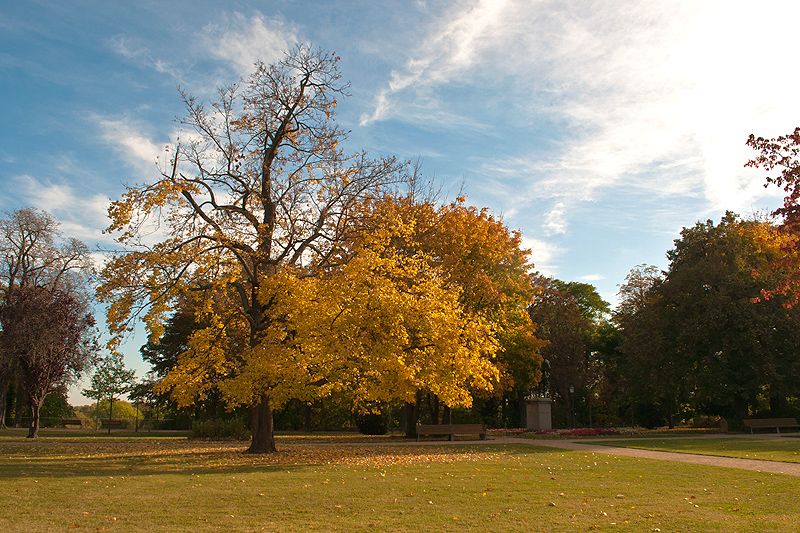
[{"left": 568, "top": 385, "right": 575, "bottom": 428}]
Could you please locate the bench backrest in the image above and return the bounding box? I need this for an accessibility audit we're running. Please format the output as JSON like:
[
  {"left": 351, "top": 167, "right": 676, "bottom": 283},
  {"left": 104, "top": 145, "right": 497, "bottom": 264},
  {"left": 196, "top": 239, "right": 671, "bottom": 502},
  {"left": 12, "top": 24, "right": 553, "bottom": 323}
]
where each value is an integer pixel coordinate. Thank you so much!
[
  {"left": 416, "top": 424, "right": 486, "bottom": 433},
  {"left": 743, "top": 418, "right": 798, "bottom": 427}
]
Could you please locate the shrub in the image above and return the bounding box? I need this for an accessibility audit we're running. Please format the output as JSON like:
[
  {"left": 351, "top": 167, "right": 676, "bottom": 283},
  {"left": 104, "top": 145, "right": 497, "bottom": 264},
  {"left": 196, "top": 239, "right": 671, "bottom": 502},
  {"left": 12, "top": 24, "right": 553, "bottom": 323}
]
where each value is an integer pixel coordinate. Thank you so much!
[
  {"left": 689, "top": 415, "right": 721, "bottom": 428},
  {"left": 354, "top": 412, "right": 386, "bottom": 435},
  {"left": 192, "top": 418, "right": 250, "bottom": 440}
]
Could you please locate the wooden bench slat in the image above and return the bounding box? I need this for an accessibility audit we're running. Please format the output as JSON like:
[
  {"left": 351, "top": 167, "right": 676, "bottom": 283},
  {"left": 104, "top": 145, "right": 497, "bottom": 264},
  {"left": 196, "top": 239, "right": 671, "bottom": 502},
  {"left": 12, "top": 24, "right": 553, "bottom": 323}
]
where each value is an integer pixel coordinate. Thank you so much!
[
  {"left": 416, "top": 424, "right": 487, "bottom": 441},
  {"left": 743, "top": 418, "right": 799, "bottom": 434}
]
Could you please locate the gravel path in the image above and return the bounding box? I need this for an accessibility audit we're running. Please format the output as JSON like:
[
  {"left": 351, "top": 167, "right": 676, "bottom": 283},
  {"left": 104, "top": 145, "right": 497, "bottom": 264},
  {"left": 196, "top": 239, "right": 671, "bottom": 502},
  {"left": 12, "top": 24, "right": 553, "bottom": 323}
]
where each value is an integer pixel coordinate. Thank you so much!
[{"left": 495, "top": 435, "right": 800, "bottom": 477}]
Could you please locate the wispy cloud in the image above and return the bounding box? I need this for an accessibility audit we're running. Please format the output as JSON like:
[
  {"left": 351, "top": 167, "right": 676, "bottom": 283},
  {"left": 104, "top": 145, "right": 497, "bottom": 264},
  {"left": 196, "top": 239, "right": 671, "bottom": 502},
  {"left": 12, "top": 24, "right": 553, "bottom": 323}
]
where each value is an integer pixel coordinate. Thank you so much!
[
  {"left": 360, "top": 0, "right": 514, "bottom": 126},
  {"left": 13, "top": 174, "right": 111, "bottom": 244},
  {"left": 523, "top": 236, "right": 563, "bottom": 276},
  {"left": 365, "top": 0, "right": 797, "bottom": 234},
  {"left": 94, "top": 114, "right": 166, "bottom": 175},
  {"left": 108, "top": 11, "right": 298, "bottom": 85},
  {"left": 107, "top": 35, "right": 180, "bottom": 78},
  {"left": 201, "top": 12, "right": 299, "bottom": 76}
]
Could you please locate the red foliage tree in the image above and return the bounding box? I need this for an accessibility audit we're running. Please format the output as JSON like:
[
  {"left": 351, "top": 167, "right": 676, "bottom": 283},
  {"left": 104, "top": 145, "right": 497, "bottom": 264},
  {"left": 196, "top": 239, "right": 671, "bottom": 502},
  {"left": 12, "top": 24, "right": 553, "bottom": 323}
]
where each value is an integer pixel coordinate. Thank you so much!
[
  {"left": 746, "top": 127, "right": 800, "bottom": 305},
  {"left": 0, "top": 286, "right": 99, "bottom": 437}
]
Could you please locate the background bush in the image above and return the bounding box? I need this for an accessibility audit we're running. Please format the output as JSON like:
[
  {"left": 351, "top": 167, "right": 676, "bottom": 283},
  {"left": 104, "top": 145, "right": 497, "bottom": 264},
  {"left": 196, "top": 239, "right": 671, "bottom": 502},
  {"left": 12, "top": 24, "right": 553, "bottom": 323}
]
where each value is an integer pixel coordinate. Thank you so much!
[{"left": 191, "top": 418, "right": 250, "bottom": 440}]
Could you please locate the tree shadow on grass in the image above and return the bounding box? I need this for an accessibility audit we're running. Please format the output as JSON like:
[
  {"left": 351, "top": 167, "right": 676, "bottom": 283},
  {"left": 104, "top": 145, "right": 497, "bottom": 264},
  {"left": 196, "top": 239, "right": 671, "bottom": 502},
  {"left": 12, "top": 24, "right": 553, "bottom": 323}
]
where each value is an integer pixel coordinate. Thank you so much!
[{"left": 0, "top": 441, "right": 548, "bottom": 480}]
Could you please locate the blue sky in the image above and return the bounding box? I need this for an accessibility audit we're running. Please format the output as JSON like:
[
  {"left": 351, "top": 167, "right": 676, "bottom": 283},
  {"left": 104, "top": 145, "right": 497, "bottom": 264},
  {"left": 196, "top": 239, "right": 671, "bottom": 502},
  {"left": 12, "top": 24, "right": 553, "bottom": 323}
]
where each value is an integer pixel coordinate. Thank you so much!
[{"left": 2, "top": 0, "right": 798, "bottom": 403}]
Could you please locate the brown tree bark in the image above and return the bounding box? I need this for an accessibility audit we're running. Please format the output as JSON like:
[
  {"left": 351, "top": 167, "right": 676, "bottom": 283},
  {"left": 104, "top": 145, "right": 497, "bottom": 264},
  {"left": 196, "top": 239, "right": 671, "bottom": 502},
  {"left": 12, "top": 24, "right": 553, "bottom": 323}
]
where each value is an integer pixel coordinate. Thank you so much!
[
  {"left": 304, "top": 402, "right": 313, "bottom": 433},
  {"left": 442, "top": 405, "right": 452, "bottom": 425},
  {"left": 427, "top": 392, "right": 440, "bottom": 424},
  {"left": 27, "top": 399, "right": 41, "bottom": 438},
  {"left": 247, "top": 394, "right": 277, "bottom": 453},
  {"left": 14, "top": 376, "right": 26, "bottom": 428},
  {"left": 403, "top": 390, "right": 423, "bottom": 439},
  {"left": 0, "top": 378, "right": 9, "bottom": 430}
]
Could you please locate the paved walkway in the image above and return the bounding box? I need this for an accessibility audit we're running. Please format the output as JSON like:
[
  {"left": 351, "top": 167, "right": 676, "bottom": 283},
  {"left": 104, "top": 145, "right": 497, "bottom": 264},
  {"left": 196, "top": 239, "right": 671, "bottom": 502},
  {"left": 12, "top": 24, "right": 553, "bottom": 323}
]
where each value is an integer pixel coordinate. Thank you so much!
[{"left": 493, "top": 434, "right": 800, "bottom": 477}]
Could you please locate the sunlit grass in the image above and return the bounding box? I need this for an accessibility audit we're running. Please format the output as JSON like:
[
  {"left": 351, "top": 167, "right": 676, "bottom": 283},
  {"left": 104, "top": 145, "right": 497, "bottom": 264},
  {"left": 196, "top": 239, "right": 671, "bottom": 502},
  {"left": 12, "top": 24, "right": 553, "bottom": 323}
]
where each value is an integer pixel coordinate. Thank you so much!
[
  {"left": 597, "top": 437, "right": 800, "bottom": 463},
  {"left": 1, "top": 437, "right": 798, "bottom": 532}
]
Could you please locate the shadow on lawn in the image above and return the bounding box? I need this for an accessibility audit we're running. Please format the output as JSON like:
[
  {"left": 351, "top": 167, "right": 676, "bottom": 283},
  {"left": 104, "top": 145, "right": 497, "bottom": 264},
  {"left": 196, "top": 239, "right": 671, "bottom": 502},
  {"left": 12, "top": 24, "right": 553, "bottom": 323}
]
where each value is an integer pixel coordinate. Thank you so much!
[{"left": 0, "top": 441, "right": 543, "bottom": 480}]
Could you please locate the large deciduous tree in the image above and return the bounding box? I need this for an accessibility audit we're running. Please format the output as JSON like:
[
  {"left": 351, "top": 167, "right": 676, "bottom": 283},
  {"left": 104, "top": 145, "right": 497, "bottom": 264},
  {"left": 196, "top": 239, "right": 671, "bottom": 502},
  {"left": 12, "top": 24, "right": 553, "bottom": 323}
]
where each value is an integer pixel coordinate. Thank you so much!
[
  {"left": 663, "top": 214, "right": 800, "bottom": 419},
  {"left": 363, "top": 194, "right": 544, "bottom": 430},
  {"left": 618, "top": 214, "right": 800, "bottom": 424},
  {"left": 98, "top": 46, "right": 408, "bottom": 453},
  {"left": 614, "top": 265, "right": 676, "bottom": 428},
  {"left": 0, "top": 207, "right": 94, "bottom": 430},
  {"left": 527, "top": 276, "right": 601, "bottom": 427},
  {"left": 0, "top": 286, "right": 98, "bottom": 437}
]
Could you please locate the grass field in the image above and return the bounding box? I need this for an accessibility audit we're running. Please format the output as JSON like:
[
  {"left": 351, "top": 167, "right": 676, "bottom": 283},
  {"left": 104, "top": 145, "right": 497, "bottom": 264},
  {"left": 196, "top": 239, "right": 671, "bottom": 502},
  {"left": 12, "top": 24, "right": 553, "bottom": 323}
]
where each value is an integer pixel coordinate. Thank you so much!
[
  {"left": 597, "top": 437, "right": 800, "bottom": 464},
  {"left": 1, "top": 433, "right": 798, "bottom": 532}
]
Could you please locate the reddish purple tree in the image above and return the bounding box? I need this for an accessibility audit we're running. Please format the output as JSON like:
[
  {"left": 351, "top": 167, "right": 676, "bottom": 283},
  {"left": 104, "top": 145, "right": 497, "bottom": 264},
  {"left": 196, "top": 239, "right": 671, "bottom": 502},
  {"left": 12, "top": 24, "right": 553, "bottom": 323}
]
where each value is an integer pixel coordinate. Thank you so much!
[
  {"left": 747, "top": 127, "right": 800, "bottom": 305},
  {"left": 0, "top": 286, "right": 99, "bottom": 438}
]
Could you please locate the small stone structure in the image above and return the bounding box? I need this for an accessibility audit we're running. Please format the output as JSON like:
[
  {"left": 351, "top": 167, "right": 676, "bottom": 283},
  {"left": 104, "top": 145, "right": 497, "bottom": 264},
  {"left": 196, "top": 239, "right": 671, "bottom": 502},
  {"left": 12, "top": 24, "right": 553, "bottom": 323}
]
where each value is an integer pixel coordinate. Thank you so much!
[{"left": 525, "top": 397, "right": 552, "bottom": 431}]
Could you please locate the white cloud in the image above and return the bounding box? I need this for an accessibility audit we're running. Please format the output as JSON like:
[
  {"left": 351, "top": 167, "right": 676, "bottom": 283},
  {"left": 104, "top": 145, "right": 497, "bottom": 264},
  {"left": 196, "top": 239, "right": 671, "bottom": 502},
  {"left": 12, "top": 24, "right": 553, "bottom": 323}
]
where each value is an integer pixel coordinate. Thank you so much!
[
  {"left": 13, "top": 174, "right": 111, "bottom": 244},
  {"left": 365, "top": 0, "right": 797, "bottom": 218},
  {"left": 93, "top": 115, "right": 167, "bottom": 176},
  {"left": 523, "top": 236, "right": 563, "bottom": 276},
  {"left": 108, "top": 12, "right": 299, "bottom": 86},
  {"left": 107, "top": 35, "right": 181, "bottom": 79},
  {"left": 543, "top": 202, "right": 567, "bottom": 236},
  {"left": 360, "top": 0, "right": 514, "bottom": 126},
  {"left": 578, "top": 274, "right": 605, "bottom": 282},
  {"left": 201, "top": 12, "right": 299, "bottom": 76}
]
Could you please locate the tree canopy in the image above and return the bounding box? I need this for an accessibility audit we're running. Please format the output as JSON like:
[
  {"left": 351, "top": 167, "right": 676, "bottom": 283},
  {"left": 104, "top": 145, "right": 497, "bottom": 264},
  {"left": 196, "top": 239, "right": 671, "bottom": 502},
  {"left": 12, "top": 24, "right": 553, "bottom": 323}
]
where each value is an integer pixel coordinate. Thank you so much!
[
  {"left": 0, "top": 207, "right": 95, "bottom": 434},
  {"left": 0, "top": 286, "right": 98, "bottom": 437},
  {"left": 746, "top": 126, "right": 800, "bottom": 305},
  {"left": 616, "top": 213, "right": 800, "bottom": 424},
  {"left": 99, "top": 46, "right": 524, "bottom": 452},
  {"left": 83, "top": 353, "right": 136, "bottom": 433}
]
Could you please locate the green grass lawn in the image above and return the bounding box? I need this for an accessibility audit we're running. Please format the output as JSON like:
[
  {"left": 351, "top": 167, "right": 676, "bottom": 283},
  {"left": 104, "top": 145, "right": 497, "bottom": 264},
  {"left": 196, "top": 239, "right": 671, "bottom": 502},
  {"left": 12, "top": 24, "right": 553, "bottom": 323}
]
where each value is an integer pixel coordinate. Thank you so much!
[
  {"left": 596, "top": 437, "right": 800, "bottom": 464},
  {"left": 1, "top": 435, "right": 798, "bottom": 532}
]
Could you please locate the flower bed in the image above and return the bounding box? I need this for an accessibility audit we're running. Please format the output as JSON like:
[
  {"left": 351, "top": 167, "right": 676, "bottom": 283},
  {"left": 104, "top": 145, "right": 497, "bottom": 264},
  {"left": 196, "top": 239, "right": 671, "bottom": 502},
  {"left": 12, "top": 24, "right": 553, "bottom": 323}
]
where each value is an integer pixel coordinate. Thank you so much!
[
  {"left": 532, "top": 427, "right": 641, "bottom": 438},
  {"left": 487, "top": 427, "right": 642, "bottom": 438}
]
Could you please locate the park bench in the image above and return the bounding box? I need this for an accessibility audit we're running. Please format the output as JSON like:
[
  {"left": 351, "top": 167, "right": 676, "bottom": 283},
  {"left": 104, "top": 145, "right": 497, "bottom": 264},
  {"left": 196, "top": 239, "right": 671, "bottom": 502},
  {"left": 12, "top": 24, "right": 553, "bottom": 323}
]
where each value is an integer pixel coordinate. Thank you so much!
[
  {"left": 100, "top": 419, "right": 123, "bottom": 429},
  {"left": 62, "top": 418, "right": 83, "bottom": 427},
  {"left": 416, "top": 423, "right": 487, "bottom": 441},
  {"left": 743, "top": 418, "right": 799, "bottom": 434}
]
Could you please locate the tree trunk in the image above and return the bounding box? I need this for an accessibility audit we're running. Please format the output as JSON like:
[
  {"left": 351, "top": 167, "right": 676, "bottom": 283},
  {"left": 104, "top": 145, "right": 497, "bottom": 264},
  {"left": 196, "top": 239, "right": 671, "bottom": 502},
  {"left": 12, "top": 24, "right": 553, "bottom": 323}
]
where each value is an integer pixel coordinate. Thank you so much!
[
  {"left": 403, "top": 402, "right": 417, "bottom": 439},
  {"left": 769, "top": 391, "right": 787, "bottom": 417},
  {"left": 427, "top": 393, "right": 440, "bottom": 424},
  {"left": 399, "top": 404, "right": 408, "bottom": 433},
  {"left": 734, "top": 398, "right": 749, "bottom": 420},
  {"left": 517, "top": 389, "right": 527, "bottom": 428},
  {"left": 247, "top": 394, "right": 277, "bottom": 453},
  {"left": 403, "top": 390, "right": 423, "bottom": 439},
  {"left": 0, "top": 377, "right": 9, "bottom": 429},
  {"left": 667, "top": 396, "right": 675, "bottom": 429},
  {"left": 304, "top": 402, "right": 313, "bottom": 433},
  {"left": 14, "top": 374, "right": 25, "bottom": 428},
  {"left": 108, "top": 397, "right": 114, "bottom": 435},
  {"left": 442, "top": 405, "right": 452, "bottom": 425},
  {"left": 27, "top": 398, "right": 41, "bottom": 438}
]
